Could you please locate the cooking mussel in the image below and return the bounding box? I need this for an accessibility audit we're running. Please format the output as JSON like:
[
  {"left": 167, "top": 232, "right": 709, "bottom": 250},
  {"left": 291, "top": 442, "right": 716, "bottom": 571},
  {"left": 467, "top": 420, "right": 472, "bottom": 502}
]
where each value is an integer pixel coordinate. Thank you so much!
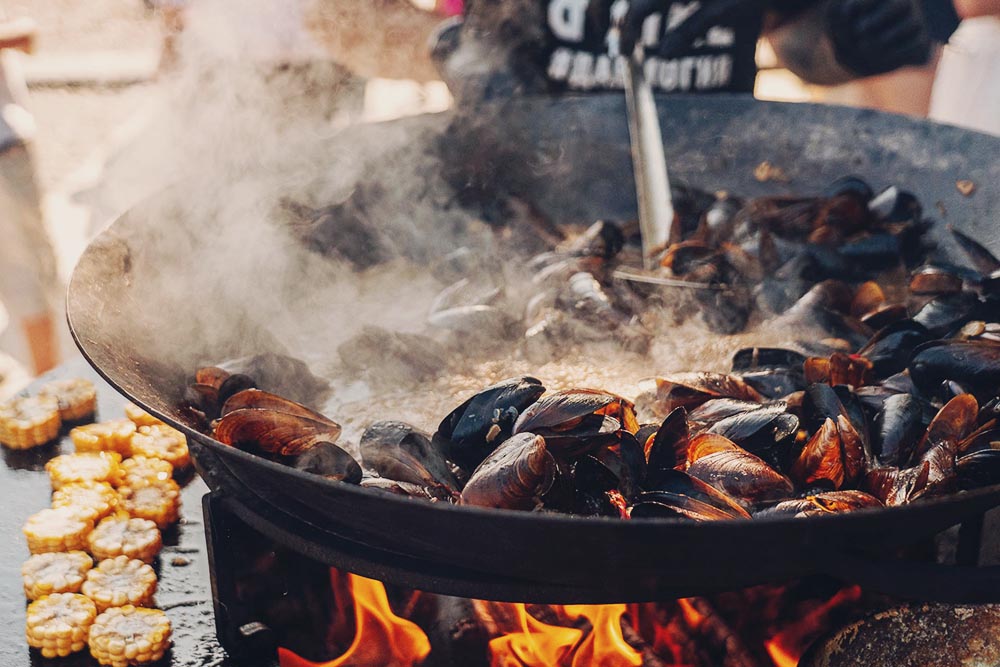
[
  {"left": 629, "top": 470, "right": 751, "bottom": 521},
  {"left": 513, "top": 389, "right": 637, "bottom": 455},
  {"left": 686, "top": 434, "right": 794, "bottom": 508},
  {"left": 360, "top": 421, "right": 459, "bottom": 496},
  {"left": 434, "top": 376, "right": 545, "bottom": 471},
  {"left": 460, "top": 433, "right": 555, "bottom": 511},
  {"left": 213, "top": 391, "right": 342, "bottom": 458},
  {"left": 910, "top": 340, "right": 1000, "bottom": 403},
  {"left": 652, "top": 373, "right": 763, "bottom": 415},
  {"left": 757, "top": 490, "right": 882, "bottom": 518}
]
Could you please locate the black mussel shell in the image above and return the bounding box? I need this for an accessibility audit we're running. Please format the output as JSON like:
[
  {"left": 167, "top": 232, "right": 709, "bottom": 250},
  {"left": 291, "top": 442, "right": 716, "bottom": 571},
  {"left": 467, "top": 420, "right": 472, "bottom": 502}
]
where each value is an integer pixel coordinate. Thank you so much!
[
  {"left": 687, "top": 435, "right": 794, "bottom": 507},
  {"left": 214, "top": 408, "right": 341, "bottom": 457},
  {"left": 912, "top": 292, "right": 982, "bottom": 337},
  {"left": 183, "top": 383, "right": 220, "bottom": 418},
  {"left": 756, "top": 490, "right": 882, "bottom": 518},
  {"left": 825, "top": 175, "right": 874, "bottom": 203},
  {"left": 858, "top": 320, "right": 931, "bottom": 380},
  {"left": 868, "top": 186, "right": 921, "bottom": 223},
  {"left": 909, "top": 266, "right": 964, "bottom": 296},
  {"left": 361, "top": 420, "right": 459, "bottom": 492},
  {"left": 461, "top": 433, "right": 554, "bottom": 511},
  {"left": 644, "top": 408, "right": 688, "bottom": 487},
  {"left": 950, "top": 226, "right": 1000, "bottom": 276},
  {"left": 293, "top": 442, "right": 363, "bottom": 483},
  {"left": 218, "top": 374, "right": 256, "bottom": 407},
  {"left": 643, "top": 469, "right": 750, "bottom": 519},
  {"left": 732, "top": 347, "right": 807, "bottom": 372},
  {"left": 435, "top": 376, "right": 545, "bottom": 471},
  {"left": 653, "top": 373, "right": 763, "bottom": 414},
  {"left": 910, "top": 340, "right": 1000, "bottom": 404},
  {"left": 573, "top": 454, "right": 624, "bottom": 516},
  {"left": 707, "top": 403, "right": 799, "bottom": 471},
  {"left": 629, "top": 491, "right": 745, "bottom": 521},
  {"left": 956, "top": 450, "right": 1000, "bottom": 490},
  {"left": 513, "top": 388, "right": 635, "bottom": 436},
  {"left": 873, "top": 393, "right": 927, "bottom": 467},
  {"left": 220, "top": 353, "right": 328, "bottom": 409},
  {"left": 221, "top": 389, "right": 338, "bottom": 425},
  {"left": 688, "top": 398, "right": 763, "bottom": 423}
]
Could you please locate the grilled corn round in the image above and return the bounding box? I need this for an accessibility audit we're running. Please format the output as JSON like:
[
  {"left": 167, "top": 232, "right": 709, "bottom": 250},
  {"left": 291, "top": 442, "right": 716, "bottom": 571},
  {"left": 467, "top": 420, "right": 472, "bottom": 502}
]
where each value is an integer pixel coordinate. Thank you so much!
[
  {"left": 0, "top": 395, "right": 61, "bottom": 449},
  {"left": 82, "top": 556, "right": 157, "bottom": 612},
  {"left": 88, "top": 517, "right": 162, "bottom": 563},
  {"left": 51, "top": 481, "right": 120, "bottom": 523},
  {"left": 22, "top": 551, "right": 93, "bottom": 600},
  {"left": 47, "top": 452, "right": 123, "bottom": 490},
  {"left": 119, "top": 480, "right": 181, "bottom": 530},
  {"left": 129, "top": 425, "right": 190, "bottom": 470},
  {"left": 89, "top": 605, "right": 172, "bottom": 667},
  {"left": 25, "top": 593, "right": 97, "bottom": 658},
  {"left": 119, "top": 456, "right": 173, "bottom": 487},
  {"left": 24, "top": 507, "right": 94, "bottom": 554},
  {"left": 123, "top": 402, "right": 164, "bottom": 428},
  {"left": 71, "top": 420, "right": 136, "bottom": 457},
  {"left": 39, "top": 378, "right": 98, "bottom": 422}
]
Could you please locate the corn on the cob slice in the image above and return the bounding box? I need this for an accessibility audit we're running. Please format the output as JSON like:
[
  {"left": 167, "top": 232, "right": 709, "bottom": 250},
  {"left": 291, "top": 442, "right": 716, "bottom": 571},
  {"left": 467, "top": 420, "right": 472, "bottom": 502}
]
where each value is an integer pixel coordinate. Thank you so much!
[
  {"left": 47, "top": 452, "right": 123, "bottom": 490},
  {"left": 88, "top": 517, "right": 162, "bottom": 563},
  {"left": 81, "top": 556, "right": 157, "bottom": 612},
  {"left": 119, "top": 480, "right": 181, "bottom": 530},
  {"left": 0, "top": 395, "right": 61, "bottom": 449},
  {"left": 39, "top": 378, "right": 98, "bottom": 422},
  {"left": 24, "top": 507, "right": 94, "bottom": 554},
  {"left": 123, "top": 402, "right": 164, "bottom": 428},
  {"left": 119, "top": 456, "right": 173, "bottom": 487},
  {"left": 51, "top": 481, "right": 120, "bottom": 523},
  {"left": 129, "top": 425, "right": 190, "bottom": 470},
  {"left": 22, "top": 551, "right": 93, "bottom": 600},
  {"left": 89, "top": 606, "right": 171, "bottom": 667},
  {"left": 26, "top": 593, "right": 97, "bottom": 658},
  {"left": 71, "top": 420, "right": 136, "bottom": 457}
]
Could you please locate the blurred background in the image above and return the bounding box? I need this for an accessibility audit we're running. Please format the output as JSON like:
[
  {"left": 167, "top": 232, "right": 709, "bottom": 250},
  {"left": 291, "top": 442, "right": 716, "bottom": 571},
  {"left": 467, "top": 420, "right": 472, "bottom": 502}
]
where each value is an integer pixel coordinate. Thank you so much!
[{"left": 0, "top": 0, "right": 996, "bottom": 398}]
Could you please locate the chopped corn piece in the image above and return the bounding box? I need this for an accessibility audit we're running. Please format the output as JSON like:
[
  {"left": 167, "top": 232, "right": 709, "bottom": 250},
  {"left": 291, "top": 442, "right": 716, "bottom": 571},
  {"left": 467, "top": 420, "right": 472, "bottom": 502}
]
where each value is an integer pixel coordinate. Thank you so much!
[
  {"left": 39, "top": 379, "right": 98, "bottom": 422},
  {"left": 119, "top": 480, "right": 181, "bottom": 529},
  {"left": 0, "top": 395, "right": 61, "bottom": 449},
  {"left": 23, "top": 507, "right": 94, "bottom": 554},
  {"left": 129, "top": 425, "right": 190, "bottom": 470},
  {"left": 25, "top": 593, "right": 97, "bottom": 658},
  {"left": 123, "top": 402, "right": 164, "bottom": 428},
  {"left": 47, "top": 452, "right": 123, "bottom": 490},
  {"left": 119, "top": 457, "right": 173, "bottom": 487},
  {"left": 52, "top": 481, "right": 120, "bottom": 523},
  {"left": 71, "top": 420, "right": 136, "bottom": 457},
  {"left": 22, "top": 551, "right": 93, "bottom": 600},
  {"left": 82, "top": 556, "right": 157, "bottom": 612},
  {"left": 89, "top": 606, "right": 171, "bottom": 667},
  {"left": 88, "top": 517, "right": 162, "bottom": 563}
]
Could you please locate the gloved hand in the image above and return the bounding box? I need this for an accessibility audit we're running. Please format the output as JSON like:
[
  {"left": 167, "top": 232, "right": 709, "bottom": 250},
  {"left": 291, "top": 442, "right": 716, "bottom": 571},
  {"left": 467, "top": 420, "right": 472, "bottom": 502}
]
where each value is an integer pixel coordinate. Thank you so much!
[
  {"left": 827, "top": 0, "right": 931, "bottom": 76},
  {"left": 615, "top": 0, "right": 767, "bottom": 59}
]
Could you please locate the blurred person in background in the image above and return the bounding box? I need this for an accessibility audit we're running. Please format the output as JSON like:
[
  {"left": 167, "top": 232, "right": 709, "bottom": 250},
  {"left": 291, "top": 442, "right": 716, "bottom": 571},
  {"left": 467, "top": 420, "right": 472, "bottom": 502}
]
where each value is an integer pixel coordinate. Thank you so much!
[
  {"left": 930, "top": 0, "right": 1000, "bottom": 135},
  {"left": 0, "top": 15, "right": 61, "bottom": 376}
]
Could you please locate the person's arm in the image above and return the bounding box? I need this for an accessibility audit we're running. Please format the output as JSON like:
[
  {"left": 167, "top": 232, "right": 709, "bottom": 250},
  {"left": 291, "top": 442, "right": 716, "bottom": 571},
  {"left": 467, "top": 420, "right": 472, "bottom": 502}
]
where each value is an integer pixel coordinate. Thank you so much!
[
  {"left": 952, "top": 0, "right": 1000, "bottom": 17},
  {"left": 305, "top": 0, "right": 445, "bottom": 81},
  {"left": 766, "top": 0, "right": 931, "bottom": 85}
]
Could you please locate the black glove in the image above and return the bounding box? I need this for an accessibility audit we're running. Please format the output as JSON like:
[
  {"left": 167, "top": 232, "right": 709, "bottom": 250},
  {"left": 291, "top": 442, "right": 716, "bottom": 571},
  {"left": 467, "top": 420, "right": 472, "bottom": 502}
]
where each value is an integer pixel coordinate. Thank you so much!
[
  {"left": 617, "top": 0, "right": 767, "bottom": 59},
  {"left": 827, "top": 0, "right": 931, "bottom": 77}
]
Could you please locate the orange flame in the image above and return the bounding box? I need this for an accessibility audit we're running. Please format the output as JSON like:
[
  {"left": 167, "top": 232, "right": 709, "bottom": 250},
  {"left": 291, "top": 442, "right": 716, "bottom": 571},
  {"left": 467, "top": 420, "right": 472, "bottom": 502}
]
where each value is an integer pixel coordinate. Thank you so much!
[
  {"left": 489, "top": 604, "right": 642, "bottom": 667},
  {"left": 765, "top": 585, "right": 863, "bottom": 667},
  {"left": 278, "top": 572, "right": 431, "bottom": 667}
]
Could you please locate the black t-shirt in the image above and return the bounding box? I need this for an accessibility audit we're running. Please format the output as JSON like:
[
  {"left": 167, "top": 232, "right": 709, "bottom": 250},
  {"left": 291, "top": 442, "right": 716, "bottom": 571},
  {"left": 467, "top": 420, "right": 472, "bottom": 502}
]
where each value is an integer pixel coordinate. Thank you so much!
[{"left": 541, "top": 0, "right": 762, "bottom": 93}]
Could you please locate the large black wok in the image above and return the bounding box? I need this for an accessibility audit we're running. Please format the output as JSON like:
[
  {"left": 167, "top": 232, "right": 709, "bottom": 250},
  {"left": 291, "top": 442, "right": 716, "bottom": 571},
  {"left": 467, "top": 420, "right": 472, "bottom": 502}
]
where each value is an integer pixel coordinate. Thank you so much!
[{"left": 68, "top": 95, "right": 1000, "bottom": 604}]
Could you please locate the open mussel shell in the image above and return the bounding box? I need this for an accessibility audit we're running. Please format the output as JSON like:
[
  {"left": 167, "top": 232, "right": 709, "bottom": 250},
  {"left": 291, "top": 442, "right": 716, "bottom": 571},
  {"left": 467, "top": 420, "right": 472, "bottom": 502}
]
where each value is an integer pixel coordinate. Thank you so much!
[
  {"left": 909, "top": 340, "right": 1000, "bottom": 403},
  {"left": 756, "top": 490, "right": 882, "bottom": 518},
  {"left": 686, "top": 434, "right": 794, "bottom": 507},
  {"left": 644, "top": 408, "right": 688, "bottom": 486},
  {"left": 705, "top": 402, "right": 798, "bottom": 471},
  {"left": 640, "top": 469, "right": 751, "bottom": 519},
  {"left": 292, "top": 442, "right": 363, "bottom": 484},
  {"left": 214, "top": 408, "right": 341, "bottom": 457},
  {"left": 460, "top": 433, "right": 555, "bottom": 511},
  {"left": 653, "top": 373, "right": 763, "bottom": 414},
  {"left": 513, "top": 388, "right": 636, "bottom": 434},
  {"left": 221, "top": 388, "right": 338, "bottom": 425},
  {"left": 909, "top": 393, "right": 979, "bottom": 465},
  {"left": 791, "top": 415, "right": 866, "bottom": 490},
  {"left": 360, "top": 420, "right": 459, "bottom": 492},
  {"left": 434, "top": 376, "right": 545, "bottom": 471}
]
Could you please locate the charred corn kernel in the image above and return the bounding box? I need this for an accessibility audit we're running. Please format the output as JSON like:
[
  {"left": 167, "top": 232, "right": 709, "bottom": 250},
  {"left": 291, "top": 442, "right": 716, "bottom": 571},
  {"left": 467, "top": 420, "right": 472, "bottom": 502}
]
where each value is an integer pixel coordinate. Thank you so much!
[
  {"left": 119, "top": 480, "right": 180, "bottom": 529},
  {"left": 89, "top": 606, "right": 171, "bottom": 667},
  {"left": 39, "top": 378, "right": 98, "bottom": 422},
  {"left": 88, "top": 517, "right": 162, "bottom": 563},
  {"left": 52, "top": 481, "right": 120, "bottom": 523},
  {"left": 22, "top": 551, "right": 93, "bottom": 600},
  {"left": 26, "top": 593, "right": 97, "bottom": 658},
  {"left": 24, "top": 507, "right": 94, "bottom": 554},
  {"left": 81, "top": 556, "right": 157, "bottom": 612},
  {"left": 71, "top": 420, "right": 136, "bottom": 457},
  {"left": 0, "top": 395, "right": 61, "bottom": 449},
  {"left": 47, "top": 452, "right": 123, "bottom": 490},
  {"left": 120, "top": 457, "right": 173, "bottom": 487},
  {"left": 123, "top": 402, "right": 163, "bottom": 428},
  {"left": 130, "top": 425, "right": 189, "bottom": 470}
]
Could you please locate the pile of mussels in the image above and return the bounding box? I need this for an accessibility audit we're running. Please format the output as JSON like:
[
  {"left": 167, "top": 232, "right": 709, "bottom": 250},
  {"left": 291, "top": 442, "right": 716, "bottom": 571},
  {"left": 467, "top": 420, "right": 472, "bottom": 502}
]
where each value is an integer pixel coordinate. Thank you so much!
[{"left": 183, "top": 177, "right": 1000, "bottom": 520}]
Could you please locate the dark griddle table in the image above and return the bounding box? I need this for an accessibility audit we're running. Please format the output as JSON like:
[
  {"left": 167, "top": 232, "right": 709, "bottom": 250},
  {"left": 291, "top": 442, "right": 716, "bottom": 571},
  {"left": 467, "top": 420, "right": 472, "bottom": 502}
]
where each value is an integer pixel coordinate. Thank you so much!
[{"left": 0, "top": 358, "right": 229, "bottom": 667}]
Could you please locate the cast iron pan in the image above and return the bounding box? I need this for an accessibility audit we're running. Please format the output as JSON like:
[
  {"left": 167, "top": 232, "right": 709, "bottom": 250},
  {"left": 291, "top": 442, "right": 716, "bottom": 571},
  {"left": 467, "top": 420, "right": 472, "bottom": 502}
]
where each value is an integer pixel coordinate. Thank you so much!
[{"left": 68, "top": 95, "right": 1000, "bottom": 604}]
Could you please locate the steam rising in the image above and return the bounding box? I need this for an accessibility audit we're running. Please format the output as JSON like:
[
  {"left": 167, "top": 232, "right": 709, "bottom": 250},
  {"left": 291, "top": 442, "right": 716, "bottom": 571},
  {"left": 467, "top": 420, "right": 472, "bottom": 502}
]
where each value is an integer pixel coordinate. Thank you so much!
[{"left": 92, "top": 0, "right": 797, "bottom": 448}]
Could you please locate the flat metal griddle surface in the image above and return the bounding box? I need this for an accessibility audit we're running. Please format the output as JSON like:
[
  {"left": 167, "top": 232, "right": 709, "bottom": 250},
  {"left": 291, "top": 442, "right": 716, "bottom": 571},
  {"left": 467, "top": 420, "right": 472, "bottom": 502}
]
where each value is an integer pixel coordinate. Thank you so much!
[{"left": 0, "top": 359, "right": 227, "bottom": 667}]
